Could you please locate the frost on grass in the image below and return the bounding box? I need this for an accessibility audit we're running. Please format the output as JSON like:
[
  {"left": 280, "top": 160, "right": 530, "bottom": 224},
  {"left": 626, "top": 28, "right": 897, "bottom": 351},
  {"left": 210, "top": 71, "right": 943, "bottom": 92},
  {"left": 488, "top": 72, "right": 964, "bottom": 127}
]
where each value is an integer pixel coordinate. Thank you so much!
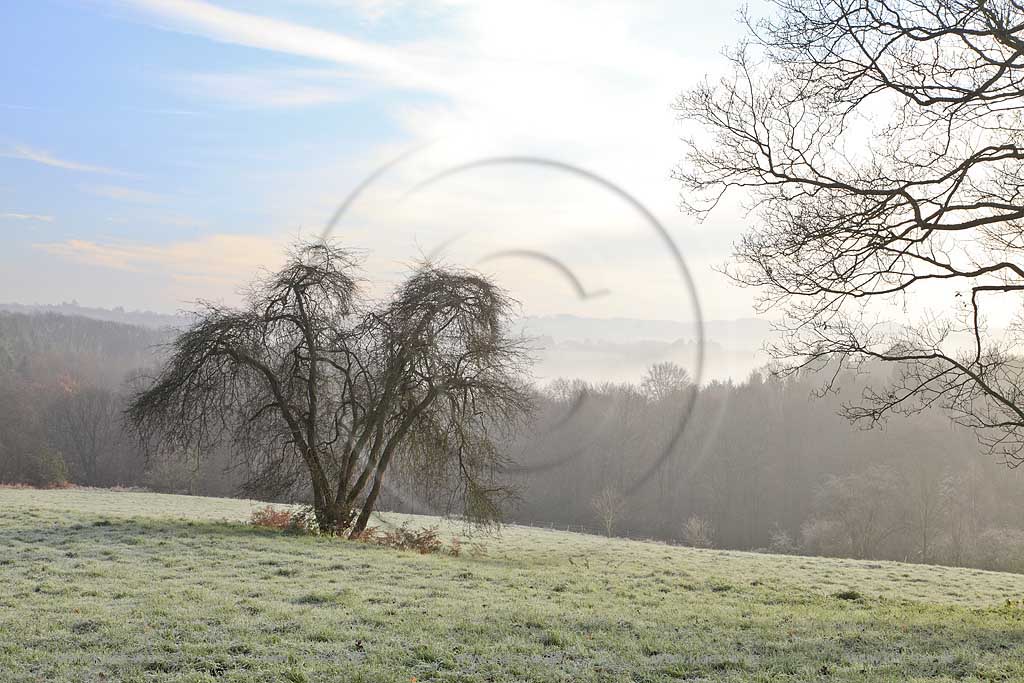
[{"left": 2, "top": 488, "right": 1024, "bottom": 682}]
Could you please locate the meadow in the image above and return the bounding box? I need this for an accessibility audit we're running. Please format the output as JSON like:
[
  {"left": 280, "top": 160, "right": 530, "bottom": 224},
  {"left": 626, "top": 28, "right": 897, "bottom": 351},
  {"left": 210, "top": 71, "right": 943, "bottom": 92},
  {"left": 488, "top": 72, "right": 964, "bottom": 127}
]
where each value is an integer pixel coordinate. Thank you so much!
[{"left": 2, "top": 488, "right": 1024, "bottom": 682}]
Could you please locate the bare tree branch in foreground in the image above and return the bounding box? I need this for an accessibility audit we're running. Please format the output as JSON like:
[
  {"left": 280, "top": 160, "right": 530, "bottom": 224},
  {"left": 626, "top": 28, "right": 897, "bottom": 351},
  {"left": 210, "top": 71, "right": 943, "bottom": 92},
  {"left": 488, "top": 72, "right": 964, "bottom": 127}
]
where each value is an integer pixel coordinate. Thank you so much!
[{"left": 677, "top": 0, "right": 1024, "bottom": 465}]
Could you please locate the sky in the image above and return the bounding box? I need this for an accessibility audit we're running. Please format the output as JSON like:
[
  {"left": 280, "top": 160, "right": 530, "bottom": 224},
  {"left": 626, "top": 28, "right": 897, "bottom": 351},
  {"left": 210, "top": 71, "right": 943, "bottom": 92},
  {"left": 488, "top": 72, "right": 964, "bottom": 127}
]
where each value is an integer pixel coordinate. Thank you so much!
[{"left": 0, "top": 0, "right": 763, "bottom": 326}]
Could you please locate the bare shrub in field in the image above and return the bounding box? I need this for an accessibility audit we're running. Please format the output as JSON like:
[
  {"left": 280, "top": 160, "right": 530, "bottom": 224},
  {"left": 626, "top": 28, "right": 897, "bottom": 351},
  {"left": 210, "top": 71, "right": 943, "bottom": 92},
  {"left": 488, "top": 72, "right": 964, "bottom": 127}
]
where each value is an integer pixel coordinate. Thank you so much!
[
  {"left": 352, "top": 522, "right": 468, "bottom": 555},
  {"left": 681, "top": 515, "right": 715, "bottom": 548},
  {"left": 800, "top": 518, "right": 845, "bottom": 557},
  {"left": 592, "top": 485, "right": 626, "bottom": 537},
  {"left": 250, "top": 505, "right": 318, "bottom": 534},
  {"left": 768, "top": 526, "right": 799, "bottom": 555},
  {"left": 250, "top": 509, "right": 464, "bottom": 552},
  {"left": 250, "top": 506, "right": 293, "bottom": 530},
  {"left": 365, "top": 523, "right": 442, "bottom": 554}
]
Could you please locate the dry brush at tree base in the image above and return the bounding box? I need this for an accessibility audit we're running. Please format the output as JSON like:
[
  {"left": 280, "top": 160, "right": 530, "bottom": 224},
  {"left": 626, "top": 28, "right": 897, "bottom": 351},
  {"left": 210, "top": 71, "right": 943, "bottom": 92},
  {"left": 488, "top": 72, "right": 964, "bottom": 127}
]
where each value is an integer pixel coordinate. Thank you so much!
[
  {"left": 249, "top": 504, "right": 459, "bottom": 555},
  {"left": 3, "top": 488, "right": 1024, "bottom": 682}
]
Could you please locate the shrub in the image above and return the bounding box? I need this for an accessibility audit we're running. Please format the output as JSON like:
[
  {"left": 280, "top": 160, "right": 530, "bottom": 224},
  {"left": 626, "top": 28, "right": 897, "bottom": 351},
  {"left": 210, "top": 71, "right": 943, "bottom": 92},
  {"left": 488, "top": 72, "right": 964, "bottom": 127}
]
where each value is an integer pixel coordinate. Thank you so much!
[
  {"left": 800, "top": 518, "right": 845, "bottom": 556},
  {"left": 681, "top": 515, "right": 715, "bottom": 548},
  {"left": 286, "top": 506, "right": 320, "bottom": 535},
  {"left": 833, "top": 589, "right": 864, "bottom": 602},
  {"left": 354, "top": 522, "right": 450, "bottom": 554},
  {"left": 250, "top": 505, "right": 293, "bottom": 530},
  {"left": 250, "top": 505, "right": 318, "bottom": 534},
  {"left": 768, "top": 526, "right": 799, "bottom": 555},
  {"left": 378, "top": 523, "right": 444, "bottom": 554}
]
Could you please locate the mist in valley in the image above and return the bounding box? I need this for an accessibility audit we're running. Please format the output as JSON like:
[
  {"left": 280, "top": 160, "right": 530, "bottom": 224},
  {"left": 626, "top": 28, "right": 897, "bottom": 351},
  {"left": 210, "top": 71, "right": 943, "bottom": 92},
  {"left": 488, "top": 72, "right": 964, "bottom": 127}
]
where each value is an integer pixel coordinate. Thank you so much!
[{"left": 4, "top": 304, "right": 1021, "bottom": 575}]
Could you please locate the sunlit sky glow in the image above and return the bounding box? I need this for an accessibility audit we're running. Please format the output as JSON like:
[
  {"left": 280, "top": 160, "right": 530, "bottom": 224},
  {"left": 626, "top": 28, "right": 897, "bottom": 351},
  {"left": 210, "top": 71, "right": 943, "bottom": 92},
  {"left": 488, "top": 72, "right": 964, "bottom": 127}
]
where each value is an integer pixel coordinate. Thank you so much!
[{"left": 0, "top": 0, "right": 764, "bottom": 324}]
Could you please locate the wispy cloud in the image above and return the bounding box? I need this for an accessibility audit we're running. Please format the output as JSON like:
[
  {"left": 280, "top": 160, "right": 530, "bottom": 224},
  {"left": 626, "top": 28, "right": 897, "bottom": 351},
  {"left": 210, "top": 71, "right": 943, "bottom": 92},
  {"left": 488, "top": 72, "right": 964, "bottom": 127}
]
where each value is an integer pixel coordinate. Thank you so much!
[
  {"left": 1, "top": 212, "right": 54, "bottom": 223},
  {"left": 3, "top": 104, "right": 204, "bottom": 117},
  {"left": 87, "top": 184, "right": 165, "bottom": 203},
  {"left": 0, "top": 144, "right": 127, "bottom": 175},
  {"left": 122, "top": 106, "right": 206, "bottom": 117},
  {"left": 0, "top": 104, "right": 55, "bottom": 112},
  {"left": 171, "top": 70, "right": 361, "bottom": 109},
  {"left": 38, "top": 0, "right": 751, "bottom": 319},
  {"left": 107, "top": 214, "right": 208, "bottom": 229},
  {"left": 119, "top": 0, "right": 443, "bottom": 91},
  {"left": 35, "top": 233, "right": 287, "bottom": 282}
]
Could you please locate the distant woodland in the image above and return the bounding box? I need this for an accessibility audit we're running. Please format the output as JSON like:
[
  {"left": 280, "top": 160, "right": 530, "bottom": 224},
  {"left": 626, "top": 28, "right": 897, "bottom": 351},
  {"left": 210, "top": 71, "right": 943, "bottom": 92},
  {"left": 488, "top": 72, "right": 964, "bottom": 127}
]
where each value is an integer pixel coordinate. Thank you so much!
[{"left": 3, "top": 311, "right": 1023, "bottom": 573}]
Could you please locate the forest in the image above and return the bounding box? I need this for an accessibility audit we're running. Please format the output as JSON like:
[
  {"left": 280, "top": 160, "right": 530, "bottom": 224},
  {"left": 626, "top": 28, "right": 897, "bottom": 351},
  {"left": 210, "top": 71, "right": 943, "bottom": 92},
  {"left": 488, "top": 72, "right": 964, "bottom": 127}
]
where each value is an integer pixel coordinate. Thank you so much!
[{"left": 3, "top": 310, "right": 1022, "bottom": 573}]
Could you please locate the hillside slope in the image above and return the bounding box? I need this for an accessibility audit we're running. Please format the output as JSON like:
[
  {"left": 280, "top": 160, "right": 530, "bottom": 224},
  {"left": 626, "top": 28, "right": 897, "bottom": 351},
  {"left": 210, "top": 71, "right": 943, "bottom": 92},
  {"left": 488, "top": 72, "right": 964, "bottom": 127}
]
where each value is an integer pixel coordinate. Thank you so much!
[
  {"left": 0, "top": 311, "right": 168, "bottom": 385},
  {"left": 2, "top": 488, "right": 1023, "bottom": 682}
]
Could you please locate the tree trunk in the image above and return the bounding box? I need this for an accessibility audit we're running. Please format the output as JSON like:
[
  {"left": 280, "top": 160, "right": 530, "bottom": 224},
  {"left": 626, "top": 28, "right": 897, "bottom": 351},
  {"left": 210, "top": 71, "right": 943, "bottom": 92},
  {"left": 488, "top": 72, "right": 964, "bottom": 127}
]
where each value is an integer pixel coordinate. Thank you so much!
[
  {"left": 310, "top": 487, "right": 356, "bottom": 535},
  {"left": 350, "top": 474, "right": 383, "bottom": 537}
]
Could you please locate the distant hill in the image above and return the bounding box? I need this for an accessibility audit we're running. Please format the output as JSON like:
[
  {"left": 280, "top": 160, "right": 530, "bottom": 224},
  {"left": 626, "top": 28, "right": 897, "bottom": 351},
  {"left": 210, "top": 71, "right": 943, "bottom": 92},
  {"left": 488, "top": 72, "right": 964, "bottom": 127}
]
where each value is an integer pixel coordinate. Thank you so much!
[
  {"left": 0, "top": 302, "right": 189, "bottom": 330},
  {"left": 515, "top": 314, "right": 774, "bottom": 346},
  {"left": 515, "top": 314, "right": 775, "bottom": 383},
  {"left": 0, "top": 304, "right": 775, "bottom": 383},
  {"left": 0, "top": 311, "right": 170, "bottom": 387}
]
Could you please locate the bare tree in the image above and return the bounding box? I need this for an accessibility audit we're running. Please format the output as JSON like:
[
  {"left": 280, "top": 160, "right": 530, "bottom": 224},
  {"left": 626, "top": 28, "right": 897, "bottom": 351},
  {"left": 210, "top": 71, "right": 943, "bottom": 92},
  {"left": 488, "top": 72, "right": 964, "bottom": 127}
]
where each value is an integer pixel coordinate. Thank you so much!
[
  {"left": 676, "top": 1, "right": 1024, "bottom": 465},
  {"left": 0, "top": 375, "right": 66, "bottom": 487},
  {"left": 640, "top": 361, "right": 691, "bottom": 401},
  {"left": 681, "top": 514, "right": 715, "bottom": 548},
  {"left": 907, "top": 463, "right": 946, "bottom": 563},
  {"left": 941, "top": 462, "right": 983, "bottom": 565},
  {"left": 49, "top": 386, "right": 122, "bottom": 486},
  {"left": 127, "top": 240, "right": 533, "bottom": 535},
  {"left": 592, "top": 485, "right": 626, "bottom": 537},
  {"left": 809, "top": 466, "right": 907, "bottom": 560}
]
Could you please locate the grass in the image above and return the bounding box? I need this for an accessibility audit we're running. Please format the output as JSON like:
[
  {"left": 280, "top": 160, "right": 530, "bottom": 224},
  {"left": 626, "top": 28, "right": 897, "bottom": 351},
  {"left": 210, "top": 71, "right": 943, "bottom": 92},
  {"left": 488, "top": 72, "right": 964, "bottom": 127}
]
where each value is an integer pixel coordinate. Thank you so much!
[{"left": 2, "top": 488, "right": 1024, "bottom": 682}]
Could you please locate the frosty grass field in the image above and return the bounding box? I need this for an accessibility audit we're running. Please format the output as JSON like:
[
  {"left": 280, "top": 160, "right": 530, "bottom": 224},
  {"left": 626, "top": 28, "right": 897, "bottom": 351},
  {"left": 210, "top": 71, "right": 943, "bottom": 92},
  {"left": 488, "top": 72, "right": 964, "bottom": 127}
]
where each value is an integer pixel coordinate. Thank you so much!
[{"left": 2, "top": 487, "right": 1024, "bottom": 682}]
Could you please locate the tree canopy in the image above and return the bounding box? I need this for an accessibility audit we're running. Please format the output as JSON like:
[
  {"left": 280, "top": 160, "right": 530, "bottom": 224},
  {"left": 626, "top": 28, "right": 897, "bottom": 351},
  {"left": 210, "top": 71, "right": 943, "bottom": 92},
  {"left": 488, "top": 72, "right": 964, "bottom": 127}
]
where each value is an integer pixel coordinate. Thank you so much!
[{"left": 127, "top": 240, "right": 533, "bottom": 534}]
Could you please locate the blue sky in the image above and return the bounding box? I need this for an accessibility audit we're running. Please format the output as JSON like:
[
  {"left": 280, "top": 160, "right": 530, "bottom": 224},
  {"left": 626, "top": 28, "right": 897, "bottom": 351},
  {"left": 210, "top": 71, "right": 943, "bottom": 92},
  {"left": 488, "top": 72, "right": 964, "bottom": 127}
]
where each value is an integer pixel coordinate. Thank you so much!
[{"left": 0, "top": 0, "right": 757, "bottom": 322}]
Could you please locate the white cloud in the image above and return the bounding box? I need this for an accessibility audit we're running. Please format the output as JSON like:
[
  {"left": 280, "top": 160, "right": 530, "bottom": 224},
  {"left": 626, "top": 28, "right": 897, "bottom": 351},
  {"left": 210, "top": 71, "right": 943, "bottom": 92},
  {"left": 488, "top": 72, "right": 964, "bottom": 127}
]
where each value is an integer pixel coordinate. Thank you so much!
[
  {"left": 118, "top": 0, "right": 728, "bottom": 201},
  {"left": 0, "top": 144, "right": 127, "bottom": 175},
  {"left": 1, "top": 213, "right": 54, "bottom": 223},
  {"left": 118, "top": 0, "right": 446, "bottom": 91},
  {"left": 87, "top": 0, "right": 756, "bottom": 320}
]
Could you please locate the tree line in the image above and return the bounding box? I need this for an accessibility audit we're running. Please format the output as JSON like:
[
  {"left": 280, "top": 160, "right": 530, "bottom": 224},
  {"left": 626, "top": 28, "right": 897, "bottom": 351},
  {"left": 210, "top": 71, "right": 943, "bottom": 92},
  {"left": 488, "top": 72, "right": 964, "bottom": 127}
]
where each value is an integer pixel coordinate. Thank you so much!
[
  {"left": 0, "top": 312, "right": 238, "bottom": 494},
  {"left": 4, "top": 310, "right": 1024, "bottom": 572},
  {"left": 489, "top": 365, "right": 1024, "bottom": 573}
]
